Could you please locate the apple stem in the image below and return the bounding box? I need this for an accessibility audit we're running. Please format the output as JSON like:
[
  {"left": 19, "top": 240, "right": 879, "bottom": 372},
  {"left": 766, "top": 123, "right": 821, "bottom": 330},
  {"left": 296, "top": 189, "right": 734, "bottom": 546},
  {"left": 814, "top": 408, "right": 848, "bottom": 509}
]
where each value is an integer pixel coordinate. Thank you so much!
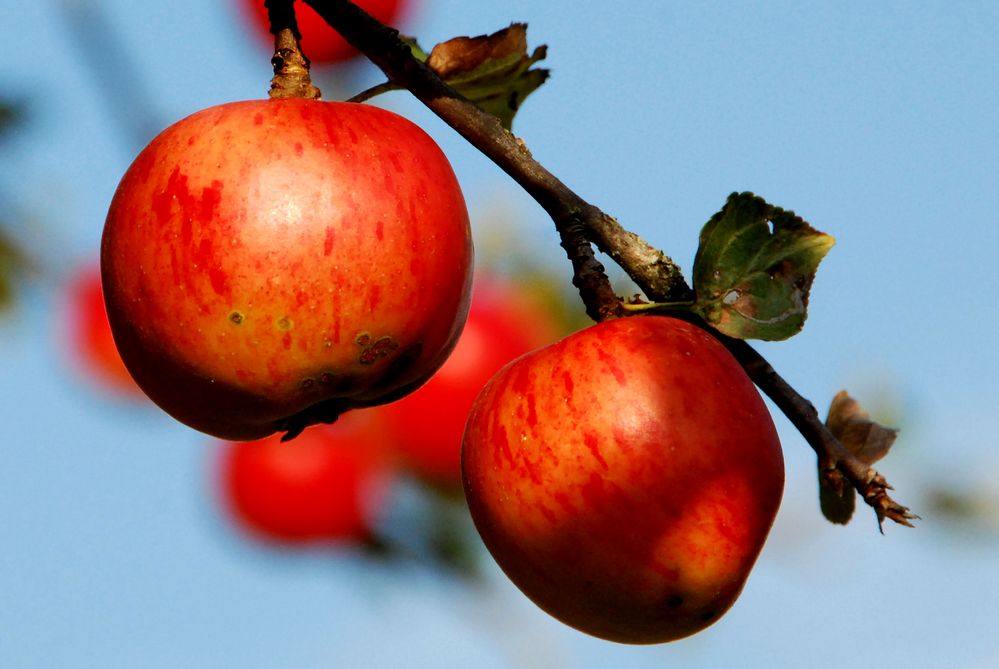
[{"left": 265, "top": 0, "right": 322, "bottom": 100}]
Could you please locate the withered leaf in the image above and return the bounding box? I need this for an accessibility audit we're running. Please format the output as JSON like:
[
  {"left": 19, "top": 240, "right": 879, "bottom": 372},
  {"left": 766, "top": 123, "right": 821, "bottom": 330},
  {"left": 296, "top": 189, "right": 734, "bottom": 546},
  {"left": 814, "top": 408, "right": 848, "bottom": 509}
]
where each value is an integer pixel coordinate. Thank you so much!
[
  {"left": 819, "top": 390, "right": 900, "bottom": 525},
  {"left": 424, "top": 23, "right": 549, "bottom": 130},
  {"left": 427, "top": 23, "right": 530, "bottom": 78},
  {"left": 826, "top": 390, "right": 898, "bottom": 464}
]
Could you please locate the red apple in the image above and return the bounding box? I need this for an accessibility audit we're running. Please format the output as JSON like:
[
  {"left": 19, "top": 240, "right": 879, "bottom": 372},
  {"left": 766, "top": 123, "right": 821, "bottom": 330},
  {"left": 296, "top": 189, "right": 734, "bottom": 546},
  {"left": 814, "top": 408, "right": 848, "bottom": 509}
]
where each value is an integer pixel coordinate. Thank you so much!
[
  {"left": 102, "top": 98, "right": 472, "bottom": 441},
  {"left": 461, "top": 316, "right": 784, "bottom": 644},
  {"left": 218, "top": 414, "right": 392, "bottom": 544},
  {"left": 240, "top": 0, "right": 409, "bottom": 65},
  {"left": 63, "top": 262, "right": 143, "bottom": 397},
  {"left": 380, "top": 276, "right": 559, "bottom": 484}
]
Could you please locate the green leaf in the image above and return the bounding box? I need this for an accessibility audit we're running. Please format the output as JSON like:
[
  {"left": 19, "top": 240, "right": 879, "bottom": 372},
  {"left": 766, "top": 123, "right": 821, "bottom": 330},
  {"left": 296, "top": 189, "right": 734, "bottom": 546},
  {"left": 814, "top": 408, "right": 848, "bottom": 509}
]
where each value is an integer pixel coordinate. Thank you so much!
[
  {"left": 0, "top": 230, "right": 24, "bottom": 312},
  {"left": 692, "top": 192, "right": 835, "bottom": 341},
  {"left": 398, "top": 35, "right": 428, "bottom": 62}
]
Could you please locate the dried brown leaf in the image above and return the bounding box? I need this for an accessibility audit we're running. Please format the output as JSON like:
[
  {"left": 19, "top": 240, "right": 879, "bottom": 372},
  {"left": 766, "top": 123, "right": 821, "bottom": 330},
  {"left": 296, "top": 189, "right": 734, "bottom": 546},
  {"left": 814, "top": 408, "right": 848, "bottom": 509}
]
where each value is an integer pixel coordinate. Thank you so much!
[
  {"left": 421, "top": 23, "right": 549, "bottom": 129},
  {"left": 826, "top": 390, "right": 898, "bottom": 465},
  {"left": 819, "top": 390, "right": 899, "bottom": 525},
  {"left": 427, "top": 24, "right": 530, "bottom": 78}
]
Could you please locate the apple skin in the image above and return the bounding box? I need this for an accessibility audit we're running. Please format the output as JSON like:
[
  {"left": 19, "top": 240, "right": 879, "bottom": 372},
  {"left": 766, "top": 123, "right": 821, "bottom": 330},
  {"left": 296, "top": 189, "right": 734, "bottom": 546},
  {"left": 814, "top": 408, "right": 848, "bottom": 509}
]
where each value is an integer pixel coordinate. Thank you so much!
[
  {"left": 461, "top": 316, "right": 784, "bottom": 644},
  {"left": 102, "top": 98, "right": 472, "bottom": 441},
  {"left": 218, "top": 415, "right": 392, "bottom": 545},
  {"left": 241, "top": 0, "right": 408, "bottom": 64},
  {"left": 380, "top": 276, "right": 558, "bottom": 484}
]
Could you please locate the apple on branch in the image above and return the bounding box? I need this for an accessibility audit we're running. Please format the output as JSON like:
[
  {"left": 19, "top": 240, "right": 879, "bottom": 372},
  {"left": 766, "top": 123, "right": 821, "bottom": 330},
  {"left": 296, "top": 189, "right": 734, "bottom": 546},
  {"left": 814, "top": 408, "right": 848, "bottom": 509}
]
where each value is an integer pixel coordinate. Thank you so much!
[
  {"left": 102, "top": 98, "right": 472, "bottom": 440},
  {"left": 462, "top": 315, "right": 784, "bottom": 644}
]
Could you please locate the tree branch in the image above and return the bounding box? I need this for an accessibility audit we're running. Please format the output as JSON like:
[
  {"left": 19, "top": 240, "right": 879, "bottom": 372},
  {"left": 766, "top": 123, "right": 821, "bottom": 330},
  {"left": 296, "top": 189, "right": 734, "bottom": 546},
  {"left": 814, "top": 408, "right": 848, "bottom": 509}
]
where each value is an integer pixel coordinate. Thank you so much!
[
  {"left": 302, "top": 0, "right": 650, "bottom": 321},
  {"left": 719, "top": 336, "right": 917, "bottom": 530},
  {"left": 301, "top": 0, "right": 915, "bottom": 527}
]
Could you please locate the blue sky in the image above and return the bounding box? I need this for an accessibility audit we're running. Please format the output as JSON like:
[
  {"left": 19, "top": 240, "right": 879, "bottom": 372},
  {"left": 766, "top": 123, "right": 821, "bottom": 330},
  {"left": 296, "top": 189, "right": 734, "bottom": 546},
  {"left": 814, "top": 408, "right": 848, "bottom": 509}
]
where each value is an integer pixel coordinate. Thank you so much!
[{"left": 2, "top": 1, "right": 999, "bottom": 667}]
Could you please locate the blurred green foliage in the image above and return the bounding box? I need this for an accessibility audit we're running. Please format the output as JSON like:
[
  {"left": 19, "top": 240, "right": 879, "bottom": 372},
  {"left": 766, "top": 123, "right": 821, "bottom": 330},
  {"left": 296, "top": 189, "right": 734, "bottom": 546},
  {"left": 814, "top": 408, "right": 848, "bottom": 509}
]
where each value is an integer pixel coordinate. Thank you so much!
[
  {"left": 0, "top": 97, "right": 27, "bottom": 313},
  {"left": 0, "top": 99, "right": 19, "bottom": 137}
]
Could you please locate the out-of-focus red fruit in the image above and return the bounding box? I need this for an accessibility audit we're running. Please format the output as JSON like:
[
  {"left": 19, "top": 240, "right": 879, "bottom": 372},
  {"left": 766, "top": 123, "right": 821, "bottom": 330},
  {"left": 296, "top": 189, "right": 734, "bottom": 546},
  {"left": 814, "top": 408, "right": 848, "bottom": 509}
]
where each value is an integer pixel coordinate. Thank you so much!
[
  {"left": 63, "top": 262, "right": 143, "bottom": 397},
  {"left": 240, "top": 0, "right": 410, "bottom": 64},
  {"left": 379, "top": 277, "right": 560, "bottom": 485},
  {"left": 218, "top": 413, "right": 393, "bottom": 545}
]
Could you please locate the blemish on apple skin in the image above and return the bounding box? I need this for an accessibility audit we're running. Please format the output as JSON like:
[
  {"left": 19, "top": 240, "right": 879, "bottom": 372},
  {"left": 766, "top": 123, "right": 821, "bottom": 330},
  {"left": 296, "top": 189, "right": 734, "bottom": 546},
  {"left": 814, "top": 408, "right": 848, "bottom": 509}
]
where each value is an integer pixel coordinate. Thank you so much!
[
  {"left": 228, "top": 311, "right": 244, "bottom": 325},
  {"left": 300, "top": 377, "right": 315, "bottom": 390},
  {"left": 276, "top": 316, "right": 292, "bottom": 331},
  {"left": 355, "top": 332, "right": 371, "bottom": 347},
  {"left": 359, "top": 336, "right": 399, "bottom": 364},
  {"left": 665, "top": 595, "right": 685, "bottom": 609}
]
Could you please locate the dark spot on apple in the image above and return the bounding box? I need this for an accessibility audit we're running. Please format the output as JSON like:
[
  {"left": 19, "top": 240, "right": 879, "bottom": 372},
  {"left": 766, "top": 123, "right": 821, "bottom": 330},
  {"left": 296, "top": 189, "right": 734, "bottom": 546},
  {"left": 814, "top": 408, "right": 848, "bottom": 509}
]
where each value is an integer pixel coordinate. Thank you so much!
[
  {"left": 665, "top": 595, "right": 684, "bottom": 608},
  {"left": 300, "top": 378, "right": 315, "bottom": 390},
  {"left": 700, "top": 610, "right": 717, "bottom": 622},
  {"left": 228, "top": 311, "right": 244, "bottom": 325},
  {"left": 319, "top": 372, "right": 335, "bottom": 385},
  {"left": 359, "top": 336, "right": 399, "bottom": 364},
  {"left": 276, "top": 316, "right": 292, "bottom": 331},
  {"left": 355, "top": 332, "right": 371, "bottom": 346}
]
